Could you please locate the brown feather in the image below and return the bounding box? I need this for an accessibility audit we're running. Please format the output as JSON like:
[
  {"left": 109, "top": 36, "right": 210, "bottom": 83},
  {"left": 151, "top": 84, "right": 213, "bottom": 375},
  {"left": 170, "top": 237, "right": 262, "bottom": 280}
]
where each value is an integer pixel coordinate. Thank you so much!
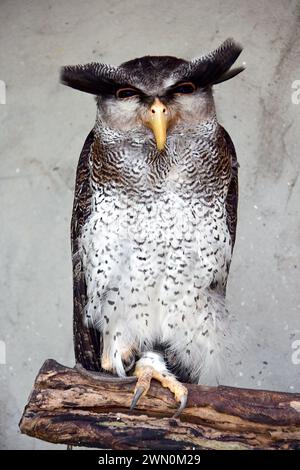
[
  {"left": 221, "top": 125, "right": 239, "bottom": 250},
  {"left": 71, "top": 130, "right": 102, "bottom": 371}
]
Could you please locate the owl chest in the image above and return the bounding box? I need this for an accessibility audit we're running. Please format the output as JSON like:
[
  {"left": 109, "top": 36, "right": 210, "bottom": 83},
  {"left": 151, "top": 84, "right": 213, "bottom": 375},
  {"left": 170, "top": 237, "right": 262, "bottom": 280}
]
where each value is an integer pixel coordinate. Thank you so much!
[{"left": 81, "top": 190, "right": 231, "bottom": 294}]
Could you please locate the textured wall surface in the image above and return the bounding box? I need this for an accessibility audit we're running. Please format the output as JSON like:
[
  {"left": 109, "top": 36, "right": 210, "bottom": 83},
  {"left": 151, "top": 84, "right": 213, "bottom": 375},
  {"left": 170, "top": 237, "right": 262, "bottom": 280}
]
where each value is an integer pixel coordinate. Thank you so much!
[{"left": 0, "top": 0, "right": 299, "bottom": 449}]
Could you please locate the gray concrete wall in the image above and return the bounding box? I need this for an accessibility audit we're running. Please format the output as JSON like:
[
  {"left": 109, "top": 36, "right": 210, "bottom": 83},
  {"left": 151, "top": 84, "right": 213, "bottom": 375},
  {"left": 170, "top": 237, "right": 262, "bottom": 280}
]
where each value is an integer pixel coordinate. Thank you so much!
[{"left": 0, "top": 0, "right": 299, "bottom": 449}]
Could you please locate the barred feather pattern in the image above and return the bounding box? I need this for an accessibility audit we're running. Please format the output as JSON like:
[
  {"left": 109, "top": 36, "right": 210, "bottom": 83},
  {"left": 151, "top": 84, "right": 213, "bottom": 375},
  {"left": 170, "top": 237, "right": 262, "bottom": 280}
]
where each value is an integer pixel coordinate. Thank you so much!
[{"left": 78, "top": 116, "right": 236, "bottom": 383}]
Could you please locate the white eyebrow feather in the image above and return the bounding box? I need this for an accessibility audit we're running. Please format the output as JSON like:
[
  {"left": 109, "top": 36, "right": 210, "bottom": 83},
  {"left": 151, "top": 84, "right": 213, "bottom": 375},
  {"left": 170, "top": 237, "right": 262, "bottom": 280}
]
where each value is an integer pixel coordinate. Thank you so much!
[{"left": 163, "top": 76, "right": 179, "bottom": 89}]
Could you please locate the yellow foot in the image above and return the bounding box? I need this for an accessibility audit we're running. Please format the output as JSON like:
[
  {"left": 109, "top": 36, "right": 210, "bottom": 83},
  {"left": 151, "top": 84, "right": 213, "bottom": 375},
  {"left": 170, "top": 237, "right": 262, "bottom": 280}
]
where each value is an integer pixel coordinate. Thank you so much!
[{"left": 130, "top": 352, "right": 188, "bottom": 418}]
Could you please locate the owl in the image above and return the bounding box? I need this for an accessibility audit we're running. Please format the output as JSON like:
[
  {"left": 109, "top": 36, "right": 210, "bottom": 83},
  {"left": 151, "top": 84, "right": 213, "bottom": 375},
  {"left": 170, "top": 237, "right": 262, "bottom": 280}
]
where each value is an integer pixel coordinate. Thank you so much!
[{"left": 61, "top": 38, "right": 244, "bottom": 416}]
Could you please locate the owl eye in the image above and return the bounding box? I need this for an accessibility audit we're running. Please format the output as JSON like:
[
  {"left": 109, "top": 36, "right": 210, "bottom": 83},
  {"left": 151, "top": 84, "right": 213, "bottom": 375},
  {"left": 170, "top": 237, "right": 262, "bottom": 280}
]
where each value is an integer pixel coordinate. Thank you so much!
[
  {"left": 116, "top": 88, "right": 140, "bottom": 99},
  {"left": 172, "top": 82, "right": 196, "bottom": 95}
]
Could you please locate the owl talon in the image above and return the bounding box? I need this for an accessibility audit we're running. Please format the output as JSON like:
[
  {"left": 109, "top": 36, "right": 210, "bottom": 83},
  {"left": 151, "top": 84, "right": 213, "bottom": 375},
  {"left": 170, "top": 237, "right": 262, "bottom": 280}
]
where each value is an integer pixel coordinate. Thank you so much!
[
  {"left": 173, "top": 393, "right": 188, "bottom": 418},
  {"left": 130, "top": 357, "right": 188, "bottom": 418},
  {"left": 123, "top": 354, "right": 136, "bottom": 373},
  {"left": 130, "top": 386, "right": 145, "bottom": 410}
]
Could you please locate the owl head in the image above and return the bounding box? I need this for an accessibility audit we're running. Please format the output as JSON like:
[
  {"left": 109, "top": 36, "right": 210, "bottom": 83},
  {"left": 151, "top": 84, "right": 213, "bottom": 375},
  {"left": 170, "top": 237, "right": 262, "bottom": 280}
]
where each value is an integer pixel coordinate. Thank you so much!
[{"left": 61, "top": 38, "right": 244, "bottom": 151}]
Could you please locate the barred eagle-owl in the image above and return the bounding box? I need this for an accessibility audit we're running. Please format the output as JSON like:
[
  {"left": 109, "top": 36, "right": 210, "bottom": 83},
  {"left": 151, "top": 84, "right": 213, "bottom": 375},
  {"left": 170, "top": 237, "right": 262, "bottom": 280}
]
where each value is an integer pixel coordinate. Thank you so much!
[{"left": 61, "top": 38, "right": 244, "bottom": 415}]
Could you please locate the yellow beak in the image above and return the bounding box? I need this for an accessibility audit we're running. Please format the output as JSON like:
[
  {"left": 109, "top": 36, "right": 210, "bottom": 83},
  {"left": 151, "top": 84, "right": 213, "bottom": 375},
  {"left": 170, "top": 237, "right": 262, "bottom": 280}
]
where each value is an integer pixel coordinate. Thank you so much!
[{"left": 146, "top": 98, "right": 169, "bottom": 151}]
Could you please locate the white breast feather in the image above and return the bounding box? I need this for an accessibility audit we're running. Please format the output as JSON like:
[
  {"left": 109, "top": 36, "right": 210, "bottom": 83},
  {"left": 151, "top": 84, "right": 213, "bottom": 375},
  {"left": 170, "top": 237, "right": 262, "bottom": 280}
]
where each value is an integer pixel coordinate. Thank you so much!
[{"left": 80, "top": 187, "right": 232, "bottom": 382}]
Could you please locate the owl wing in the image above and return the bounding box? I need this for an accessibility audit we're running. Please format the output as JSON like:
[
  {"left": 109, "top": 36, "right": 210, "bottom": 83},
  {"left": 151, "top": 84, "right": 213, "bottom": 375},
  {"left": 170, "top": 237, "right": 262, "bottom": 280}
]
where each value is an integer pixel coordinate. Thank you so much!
[
  {"left": 71, "top": 130, "right": 102, "bottom": 371},
  {"left": 220, "top": 125, "right": 239, "bottom": 250}
]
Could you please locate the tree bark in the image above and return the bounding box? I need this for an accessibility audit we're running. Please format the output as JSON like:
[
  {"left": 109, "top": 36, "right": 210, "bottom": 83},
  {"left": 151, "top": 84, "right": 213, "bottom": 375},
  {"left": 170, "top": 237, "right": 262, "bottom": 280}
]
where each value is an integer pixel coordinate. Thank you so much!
[{"left": 19, "top": 359, "right": 300, "bottom": 450}]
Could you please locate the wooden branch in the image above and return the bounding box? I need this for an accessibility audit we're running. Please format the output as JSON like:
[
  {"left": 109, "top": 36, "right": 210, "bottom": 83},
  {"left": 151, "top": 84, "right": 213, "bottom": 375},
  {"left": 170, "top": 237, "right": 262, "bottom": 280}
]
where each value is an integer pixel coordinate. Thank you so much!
[{"left": 19, "top": 359, "right": 300, "bottom": 450}]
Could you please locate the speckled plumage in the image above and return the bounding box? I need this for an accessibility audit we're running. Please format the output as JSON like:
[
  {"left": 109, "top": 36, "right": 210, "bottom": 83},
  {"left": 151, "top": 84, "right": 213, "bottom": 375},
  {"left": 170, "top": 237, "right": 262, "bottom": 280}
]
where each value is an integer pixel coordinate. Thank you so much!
[{"left": 63, "top": 38, "right": 243, "bottom": 384}]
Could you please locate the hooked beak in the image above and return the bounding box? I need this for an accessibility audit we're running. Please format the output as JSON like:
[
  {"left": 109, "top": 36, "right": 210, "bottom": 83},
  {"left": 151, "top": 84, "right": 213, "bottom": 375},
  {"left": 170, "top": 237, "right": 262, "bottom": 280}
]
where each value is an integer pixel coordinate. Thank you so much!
[{"left": 144, "top": 98, "right": 170, "bottom": 151}]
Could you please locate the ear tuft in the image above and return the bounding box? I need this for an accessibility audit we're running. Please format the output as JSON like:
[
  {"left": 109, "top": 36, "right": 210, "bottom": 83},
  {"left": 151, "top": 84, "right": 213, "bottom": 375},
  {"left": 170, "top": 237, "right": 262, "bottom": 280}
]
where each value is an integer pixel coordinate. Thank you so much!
[
  {"left": 60, "top": 63, "right": 127, "bottom": 96},
  {"left": 179, "top": 38, "right": 245, "bottom": 87},
  {"left": 60, "top": 63, "right": 101, "bottom": 94},
  {"left": 212, "top": 65, "right": 245, "bottom": 85}
]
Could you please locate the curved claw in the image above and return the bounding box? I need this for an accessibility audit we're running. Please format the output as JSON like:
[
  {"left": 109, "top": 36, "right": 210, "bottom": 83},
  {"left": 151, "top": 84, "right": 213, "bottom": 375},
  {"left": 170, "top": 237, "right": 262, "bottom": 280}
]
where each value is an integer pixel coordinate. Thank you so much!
[
  {"left": 124, "top": 354, "right": 136, "bottom": 373},
  {"left": 172, "top": 393, "right": 188, "bottom": 419},
  {"left": 130, "top": 386, "right": 145, "bottom": 410}
]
